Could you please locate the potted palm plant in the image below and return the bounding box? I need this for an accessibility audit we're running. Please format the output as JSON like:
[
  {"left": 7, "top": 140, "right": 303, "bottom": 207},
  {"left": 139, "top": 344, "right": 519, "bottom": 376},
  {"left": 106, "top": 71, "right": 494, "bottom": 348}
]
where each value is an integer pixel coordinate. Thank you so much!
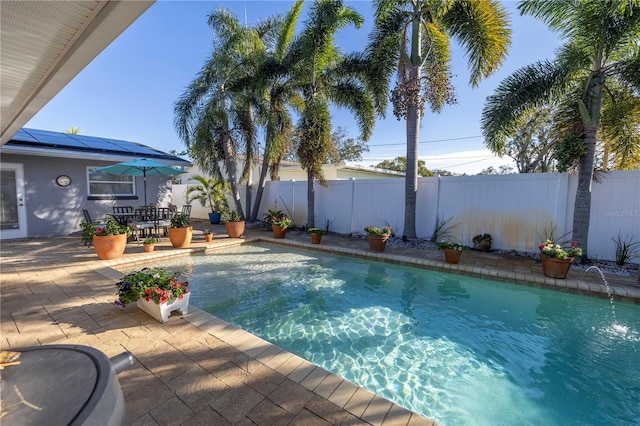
[
  {"left": 224, "top": 210, "right": 245, "bottom": 238},
  {"left": 185, "top": 175, "right": 230, "bottom": 224},
  {"left": 167, "top": 212, "right": 192, "bottom": 248}
]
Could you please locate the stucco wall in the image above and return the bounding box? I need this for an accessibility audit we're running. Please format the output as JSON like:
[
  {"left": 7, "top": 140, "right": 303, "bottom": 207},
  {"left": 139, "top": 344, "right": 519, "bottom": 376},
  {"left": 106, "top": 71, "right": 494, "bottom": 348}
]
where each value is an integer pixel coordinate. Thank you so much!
[{"left": 1, "top": 154, "right": 175, "bottom": 238}]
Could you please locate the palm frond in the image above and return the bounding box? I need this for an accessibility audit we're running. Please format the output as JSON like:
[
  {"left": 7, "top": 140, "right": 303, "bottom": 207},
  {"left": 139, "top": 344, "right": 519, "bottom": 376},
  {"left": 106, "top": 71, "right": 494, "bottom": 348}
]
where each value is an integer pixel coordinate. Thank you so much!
[
  {"left": 444, "top": 0, "right": 511, "bottom": 87},
  {"left": 482, "top": 60, "right": 570, "bottom": 153}
]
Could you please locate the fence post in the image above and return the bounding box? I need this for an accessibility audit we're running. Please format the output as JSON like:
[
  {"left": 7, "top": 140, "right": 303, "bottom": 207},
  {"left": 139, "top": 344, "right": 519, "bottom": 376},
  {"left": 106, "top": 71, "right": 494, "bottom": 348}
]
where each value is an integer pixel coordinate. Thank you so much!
[
  {"left": 350, "top": 177, "right": 355, "bottom": 234},
  {"left": 435, "top": 173, "right": 441, "bottom": 231},
  {"left": 291, "top": 180, "right": 295, "bottom": 223}
]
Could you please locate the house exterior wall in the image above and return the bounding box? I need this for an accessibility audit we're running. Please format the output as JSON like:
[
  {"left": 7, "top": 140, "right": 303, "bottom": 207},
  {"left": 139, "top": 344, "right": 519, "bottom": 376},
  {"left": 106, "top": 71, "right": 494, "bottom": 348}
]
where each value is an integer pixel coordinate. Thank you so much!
[
  {"left": 277, "top": 166, "right": 404, "bottom": 181},
  {"left": 1, "top": 154, "right": 175, "bottom": 238}
]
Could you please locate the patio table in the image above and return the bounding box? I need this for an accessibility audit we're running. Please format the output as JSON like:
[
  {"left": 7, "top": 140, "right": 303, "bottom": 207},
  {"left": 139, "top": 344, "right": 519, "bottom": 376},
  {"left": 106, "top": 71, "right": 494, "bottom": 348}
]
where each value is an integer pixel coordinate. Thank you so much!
[{"left": 108, "top": 212, "right": 135, "bottom": 227}]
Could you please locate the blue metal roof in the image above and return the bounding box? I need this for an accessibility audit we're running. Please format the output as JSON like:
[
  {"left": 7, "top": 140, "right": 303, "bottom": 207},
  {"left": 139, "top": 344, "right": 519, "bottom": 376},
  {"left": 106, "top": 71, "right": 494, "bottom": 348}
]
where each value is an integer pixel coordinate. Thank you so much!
[{"left": 5, "top": 128, "right": 191, "bottom": 165}]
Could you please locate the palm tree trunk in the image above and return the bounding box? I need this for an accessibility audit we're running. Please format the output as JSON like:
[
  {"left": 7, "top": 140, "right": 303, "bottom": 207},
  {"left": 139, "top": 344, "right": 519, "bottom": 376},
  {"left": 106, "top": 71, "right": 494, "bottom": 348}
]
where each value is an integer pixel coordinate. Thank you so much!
[
  {"left": 221, "top": 125, "right": 244, "bottom": 219},
  {"left": 572, "top": 126, "right": 596, "bottom": 260},
  {"left": 572, "top": 71, "right": 604, "bottom": 261},
  {"left": 250, "top": 153, "right": 270, "bottom": 222},
  {"left": 306, "top": 168, "right": 315, "bottom": 228},
  {"left": 404, "top": 67, "right": 420, "bottom": 240}
]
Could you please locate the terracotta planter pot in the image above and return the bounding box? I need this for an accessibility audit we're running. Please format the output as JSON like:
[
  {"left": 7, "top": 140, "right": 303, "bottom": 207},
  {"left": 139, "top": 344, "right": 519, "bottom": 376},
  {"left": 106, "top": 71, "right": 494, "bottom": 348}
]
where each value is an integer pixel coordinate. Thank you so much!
[
  {"left": 225, "top": 221, "right": 245, "bottom": 238},
  {"left": 92, "top": 234, "right": 127, "bottom": 260},
  {"left": 272, "top": 224, "right": 287, "bottom": 238},
  {"left": 204, "top": 233, "right": 213, "bottom": 243},
  {"left": 310, "top": 233, "right": 322, "bottom": 244},
  {"left": 143, "top": 243, "right": 155, "bottom": 253},
  {"left": 443, "top": 248, "right": 462, "bottom": 264},
  {"left": 168, "top": 226, "right": 193, "bottom": 248},
  {"left": 540, "top": 254, "right": 574, "bottom": 279},
  {"left": 367, "top": 235, "right": 389, "bottom": 252}
]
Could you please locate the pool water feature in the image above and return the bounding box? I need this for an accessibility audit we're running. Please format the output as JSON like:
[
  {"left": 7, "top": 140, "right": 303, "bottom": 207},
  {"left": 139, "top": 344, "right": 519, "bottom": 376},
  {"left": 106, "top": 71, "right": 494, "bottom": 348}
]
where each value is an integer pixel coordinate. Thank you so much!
[{"left": 137, "top": 243, "right": 640, "bottom": 425}]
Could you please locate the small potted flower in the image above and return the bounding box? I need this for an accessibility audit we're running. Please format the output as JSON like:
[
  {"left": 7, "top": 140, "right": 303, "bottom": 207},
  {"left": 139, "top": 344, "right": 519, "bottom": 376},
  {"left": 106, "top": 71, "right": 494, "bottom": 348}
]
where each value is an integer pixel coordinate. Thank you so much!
[
  {"left": 538, "top": 240, "right": 583, "bottom": 278},
  {"left": 364, "top": 225, "right": 393, "bottom": 252},
  {"left": 80, "top": 216, "right": 132, "bottom": 260},
  {"left": 270, "top": 214, "right": 292, "bottom": 238},
  {"left": 203, "top": 228, "right": 214, "bottom": 243},
  {"left": 308, "top": 228, "right": 324, "bottom": 244},
  {"left": 143, "top": 237, "right": 157, "bottom": 253},
  {"left": 168, "top": 212, "right": 192, "bottom": 248},
  {"left": 438, "top": 241, "right": 469, "bottom": 264},
  {"left": 114, "top": 267, "right": 190, "bottom": 323}
]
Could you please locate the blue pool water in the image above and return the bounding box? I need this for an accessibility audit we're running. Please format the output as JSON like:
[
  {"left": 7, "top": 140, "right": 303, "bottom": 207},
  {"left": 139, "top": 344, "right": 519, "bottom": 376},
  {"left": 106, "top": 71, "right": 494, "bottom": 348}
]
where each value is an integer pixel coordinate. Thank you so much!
[{"left": 136, "top": 243, "right": 640, "bottom": 425}]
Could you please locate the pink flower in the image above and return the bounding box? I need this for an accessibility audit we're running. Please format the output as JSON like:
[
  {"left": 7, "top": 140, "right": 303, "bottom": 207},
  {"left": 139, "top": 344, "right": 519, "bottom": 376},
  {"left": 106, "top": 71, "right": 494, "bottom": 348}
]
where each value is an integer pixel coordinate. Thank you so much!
[
  {"left": 144, "top": 289, "right": 151, "bottom": 295},
  {"left": 155, "top": 288, "right": 162, "bottom": 294},
  {"left": 159, "top": 296, "right": 166, "bottom": 304},
  {"left": 96, "top": 227, "right": 103, "bottom": 233},
  {"left": 571, "top": 241, "right": 578, "bottom": 247}
]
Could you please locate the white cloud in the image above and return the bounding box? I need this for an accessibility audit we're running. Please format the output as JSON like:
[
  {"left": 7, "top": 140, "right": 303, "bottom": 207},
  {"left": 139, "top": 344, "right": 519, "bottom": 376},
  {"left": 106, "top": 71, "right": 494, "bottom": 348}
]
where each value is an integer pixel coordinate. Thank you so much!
[
  {"left": 348, "top": 149, "right": 516, "bottom": 175},
  {"left": 421, "top": 149, "right": 516, "bottom": 175}
]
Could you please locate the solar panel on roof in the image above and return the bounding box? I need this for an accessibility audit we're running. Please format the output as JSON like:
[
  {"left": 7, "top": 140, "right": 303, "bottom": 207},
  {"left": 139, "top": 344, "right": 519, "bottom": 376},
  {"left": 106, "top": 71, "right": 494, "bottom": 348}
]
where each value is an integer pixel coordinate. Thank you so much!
[
  {"left": 42, "top": 135, "right": 87, "bottom": 148},
  {"left": 7, "top": 128, "right": 191, "bottom": 166},
  {"left": 11, "top": 129, "right": 39, "bottom": 142},
  {"left": 25, "top": 129, "right": 57, "bottom": 139},
  {"left": 109, "top": 141, "right": 160, "bottom": 155}
]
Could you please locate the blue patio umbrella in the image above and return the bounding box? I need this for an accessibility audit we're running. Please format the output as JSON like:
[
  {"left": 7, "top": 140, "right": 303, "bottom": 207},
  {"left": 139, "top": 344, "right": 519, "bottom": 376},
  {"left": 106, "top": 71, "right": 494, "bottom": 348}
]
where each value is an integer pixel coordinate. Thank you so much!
[{"left": 94, "top": 158, "right": 186, "bottom": 205}]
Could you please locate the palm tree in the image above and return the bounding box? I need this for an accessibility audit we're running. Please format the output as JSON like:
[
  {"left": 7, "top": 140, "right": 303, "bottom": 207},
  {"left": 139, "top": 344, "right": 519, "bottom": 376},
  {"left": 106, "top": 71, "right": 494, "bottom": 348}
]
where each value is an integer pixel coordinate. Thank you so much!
[
  {"left": 243, "top": 0, "right": 305, "bottom": 222},
  {"left": 367, "top": 0, "right": 511, "bottom": 239},
  {"left": 291, "top": 0, "right": 376, "bottom": 229},
  {"left": 482, "top": 0, "right": 640, "bottom": 259},
  {"left": 174, "top": 8, "right": 264, "bottom": 219},
  {"left": 185, "top": 175, "right": 230, "bottom": 215}
]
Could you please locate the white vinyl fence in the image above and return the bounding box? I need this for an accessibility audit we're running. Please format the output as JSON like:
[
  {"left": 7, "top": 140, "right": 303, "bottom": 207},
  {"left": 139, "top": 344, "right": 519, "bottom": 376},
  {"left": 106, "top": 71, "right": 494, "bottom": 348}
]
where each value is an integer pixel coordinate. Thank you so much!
[{"left": 173, "top": 170, "right": 640, "bottom": 263}]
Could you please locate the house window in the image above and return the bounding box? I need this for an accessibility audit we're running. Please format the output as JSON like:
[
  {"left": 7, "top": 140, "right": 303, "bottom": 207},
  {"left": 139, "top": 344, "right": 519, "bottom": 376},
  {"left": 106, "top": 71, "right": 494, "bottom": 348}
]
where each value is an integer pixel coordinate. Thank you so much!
[{"left": 87, "top": 167, "right": 135, "bottom": 196}]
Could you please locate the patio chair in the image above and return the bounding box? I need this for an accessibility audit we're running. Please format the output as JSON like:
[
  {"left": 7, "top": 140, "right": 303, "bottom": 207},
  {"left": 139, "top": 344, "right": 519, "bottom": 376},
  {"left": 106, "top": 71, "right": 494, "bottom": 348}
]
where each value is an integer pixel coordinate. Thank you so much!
[
  {"left": 130, "top": 207, "right": 156, "bottom": 244},
  {"left": 113, "top": 206, "right": 133, "bottom": 214},
  {"left": 156, "top": 207, "right": 174, "bottom": 237},
  {"left": 81, "top": 209, "right": 105, "bottom": 247},
  {"left": 181, "top": 204, "right": 192, "bottom": 218}
]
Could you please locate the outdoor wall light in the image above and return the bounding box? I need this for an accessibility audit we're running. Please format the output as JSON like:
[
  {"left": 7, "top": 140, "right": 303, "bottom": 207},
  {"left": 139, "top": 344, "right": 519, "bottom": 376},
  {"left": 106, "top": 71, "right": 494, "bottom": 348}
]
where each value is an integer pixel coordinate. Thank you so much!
[{"left": 56, "top": 175, "right": 71, "bottom": 187}]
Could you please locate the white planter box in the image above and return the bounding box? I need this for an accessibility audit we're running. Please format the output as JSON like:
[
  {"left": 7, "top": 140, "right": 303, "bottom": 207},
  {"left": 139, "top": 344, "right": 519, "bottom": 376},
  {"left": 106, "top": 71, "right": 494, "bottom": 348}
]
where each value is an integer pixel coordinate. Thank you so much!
[{"left": 136, "top": 292, "right": 190, "bottom": 323}]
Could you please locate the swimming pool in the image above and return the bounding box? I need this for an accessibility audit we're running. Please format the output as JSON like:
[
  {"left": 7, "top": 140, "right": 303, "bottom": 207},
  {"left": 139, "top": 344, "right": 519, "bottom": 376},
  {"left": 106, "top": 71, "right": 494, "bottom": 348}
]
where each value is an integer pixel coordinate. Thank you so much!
[{"left": 133, "top": 243, "right": 640, "bottom": 425}]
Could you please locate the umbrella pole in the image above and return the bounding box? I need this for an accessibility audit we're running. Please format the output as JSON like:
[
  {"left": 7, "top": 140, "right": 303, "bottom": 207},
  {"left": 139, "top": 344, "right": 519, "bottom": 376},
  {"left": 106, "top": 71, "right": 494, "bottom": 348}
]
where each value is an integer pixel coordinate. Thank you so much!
[{"left": 143, "top": 172, "right": 147, "bottom": 206}]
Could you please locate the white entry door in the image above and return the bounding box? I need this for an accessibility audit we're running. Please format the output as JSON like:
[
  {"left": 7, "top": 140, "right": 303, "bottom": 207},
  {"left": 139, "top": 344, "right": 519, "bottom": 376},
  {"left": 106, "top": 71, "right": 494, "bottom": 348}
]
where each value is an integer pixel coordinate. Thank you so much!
[{"left": 0, "top": 163, "right": 27, "bottom": 239}]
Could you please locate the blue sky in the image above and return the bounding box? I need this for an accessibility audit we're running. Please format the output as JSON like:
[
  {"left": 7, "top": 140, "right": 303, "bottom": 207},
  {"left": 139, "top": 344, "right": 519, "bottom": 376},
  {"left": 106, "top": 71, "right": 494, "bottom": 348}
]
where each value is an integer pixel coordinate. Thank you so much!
[{"left": 26, "top": 1, "right": 562, "bottom": 174}]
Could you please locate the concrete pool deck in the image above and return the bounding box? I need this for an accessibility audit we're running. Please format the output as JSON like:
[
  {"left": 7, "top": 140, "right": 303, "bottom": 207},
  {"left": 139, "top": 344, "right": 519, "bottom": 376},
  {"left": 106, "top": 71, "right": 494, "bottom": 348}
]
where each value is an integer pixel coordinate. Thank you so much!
[{"left": 2, "top": 222, "right": 638, "bottom": 425}]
